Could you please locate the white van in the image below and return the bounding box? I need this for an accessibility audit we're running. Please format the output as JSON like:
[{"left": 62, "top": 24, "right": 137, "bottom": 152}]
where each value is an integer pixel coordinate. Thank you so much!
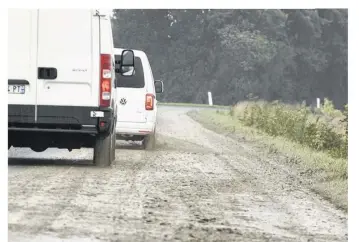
[
  {"left": 8, "top": 9, "right": 135, "bottom": 166},
  {"left": 114, "top": 48, "right": 164, "bottom": 150}
]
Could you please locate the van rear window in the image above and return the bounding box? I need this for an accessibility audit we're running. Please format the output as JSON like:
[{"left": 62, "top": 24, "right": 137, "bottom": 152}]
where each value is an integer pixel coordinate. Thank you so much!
[{"left": 116, "top": 57, "right": 145, "bottom": 88}]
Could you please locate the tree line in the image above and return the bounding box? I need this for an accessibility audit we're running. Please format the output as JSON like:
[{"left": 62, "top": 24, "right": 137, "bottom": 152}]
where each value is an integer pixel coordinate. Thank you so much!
[{"left": 112, "top": 9, "right": 347, "bottom": 109}]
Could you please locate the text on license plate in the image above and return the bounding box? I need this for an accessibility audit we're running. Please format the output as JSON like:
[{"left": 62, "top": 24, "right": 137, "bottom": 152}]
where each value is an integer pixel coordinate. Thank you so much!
[{"left": 8, "top": 85, "right": 25, "bottom": 94}]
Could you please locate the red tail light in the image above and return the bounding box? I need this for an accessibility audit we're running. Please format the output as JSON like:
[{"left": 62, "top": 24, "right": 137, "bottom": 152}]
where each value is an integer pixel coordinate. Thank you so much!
[
  {"left": 145, "top": 94, "right": 155, "bottom": 110},
  {"left": 100, "top": 54, "right": 112, "bottom": 107}
]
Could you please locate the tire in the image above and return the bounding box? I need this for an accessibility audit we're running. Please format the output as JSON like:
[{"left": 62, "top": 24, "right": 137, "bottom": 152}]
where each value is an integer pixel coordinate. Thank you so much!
[
  {"left": 30, "top": 147, "right": 47, "bottom": 152},
  {"left": 93, "top": 133, "right": 112, "bottom": 167},
  {"left": 143, "top": 130, "right": 156, "bottom": 150},
  {"left": 110, "top": 131, "right": 116, "bottom": 162}
]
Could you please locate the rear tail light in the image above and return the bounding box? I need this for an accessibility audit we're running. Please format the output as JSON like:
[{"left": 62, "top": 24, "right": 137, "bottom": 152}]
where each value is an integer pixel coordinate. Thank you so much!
[
  {"left": 145, "top": 94, "right": 155, "bottom": 110},
  {"left": 100, "top": 54, "right": 112, "bottom": 107}
]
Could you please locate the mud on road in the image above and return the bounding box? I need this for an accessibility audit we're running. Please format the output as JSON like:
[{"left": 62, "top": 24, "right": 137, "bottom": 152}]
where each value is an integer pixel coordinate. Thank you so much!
[{"left": 8, "top": 106, "right": 347, "bottom": 242}]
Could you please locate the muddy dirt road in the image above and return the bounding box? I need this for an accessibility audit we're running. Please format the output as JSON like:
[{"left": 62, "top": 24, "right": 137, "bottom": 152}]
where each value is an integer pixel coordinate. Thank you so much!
[{"left": 8, "top": 106, "right": 347, "bottom": 242}]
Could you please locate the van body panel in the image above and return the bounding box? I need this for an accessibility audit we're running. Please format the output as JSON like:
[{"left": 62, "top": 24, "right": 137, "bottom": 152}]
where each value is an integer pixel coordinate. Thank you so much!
[
  {"left": 8, "top": 9, "right": 116, "bottom": 130},
  {"left": 36, "top": 9, "right": 100, "bottom": 107},
  {"left": 8, "top": 9, "right": 38, "bottom": 122}
]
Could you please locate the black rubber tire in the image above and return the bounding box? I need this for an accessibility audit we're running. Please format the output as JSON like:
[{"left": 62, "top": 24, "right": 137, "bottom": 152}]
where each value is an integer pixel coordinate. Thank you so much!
[
  {"left": 110, "top": 131, "right": 116, "bottom": 162},
  {"left": 143, "top": 130, "right": 156, "bottom": 150},
  {"left": 94, "top": 133, "right": 112, "bottom": 167},
  {"left": 30, "top": 147, "right": 47, "bottom": 152}
]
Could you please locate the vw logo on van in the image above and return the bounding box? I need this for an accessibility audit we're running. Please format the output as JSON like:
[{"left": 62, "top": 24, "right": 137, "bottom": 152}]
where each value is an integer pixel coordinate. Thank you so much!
[{"left": 119, "top": 98, "right": 127, "bottom": 105}]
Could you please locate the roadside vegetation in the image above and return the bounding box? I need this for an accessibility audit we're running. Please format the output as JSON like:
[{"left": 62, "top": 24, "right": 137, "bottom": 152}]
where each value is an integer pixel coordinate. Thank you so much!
[
  {"left": 113, "top": 9, "right": 347, "bottom": 109},
  {"left": 234, "top": 99, "right": 348, "bottom": 160},
  {"left": 189, "top": 99, "right": 348, "bottom": 211}
]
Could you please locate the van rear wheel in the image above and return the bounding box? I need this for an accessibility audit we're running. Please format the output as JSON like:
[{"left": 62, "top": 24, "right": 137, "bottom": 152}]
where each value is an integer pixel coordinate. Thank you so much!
[{"left": 94, "top": 133, "right": 112, "bottom": 167}]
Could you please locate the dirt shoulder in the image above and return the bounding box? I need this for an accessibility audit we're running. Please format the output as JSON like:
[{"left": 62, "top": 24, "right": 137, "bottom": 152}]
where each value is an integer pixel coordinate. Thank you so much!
[{"left": 188, "top": 109, "right": 348, "bottom": 212}]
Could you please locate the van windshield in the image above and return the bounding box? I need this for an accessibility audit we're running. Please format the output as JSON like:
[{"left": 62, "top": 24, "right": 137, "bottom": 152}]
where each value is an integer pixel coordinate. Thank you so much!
[{"left": 116, "top": 56, "right": 145, "bottom": 88}]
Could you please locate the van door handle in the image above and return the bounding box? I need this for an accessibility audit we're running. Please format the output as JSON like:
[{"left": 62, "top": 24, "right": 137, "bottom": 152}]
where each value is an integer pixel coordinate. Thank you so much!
[{"left": 38, "top": 67, "right": 57, "bottom": 80}]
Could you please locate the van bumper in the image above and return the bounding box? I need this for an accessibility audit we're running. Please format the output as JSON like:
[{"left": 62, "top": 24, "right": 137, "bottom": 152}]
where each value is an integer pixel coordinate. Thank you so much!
[
  {"left": 8, "top": 104, "right": 114, "bottom": 135},
  {"left": 115, "top": 121, "right": 155, "bottom": 136}
]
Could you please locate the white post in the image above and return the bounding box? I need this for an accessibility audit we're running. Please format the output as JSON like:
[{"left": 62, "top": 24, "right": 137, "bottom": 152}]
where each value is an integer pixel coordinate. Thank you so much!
[
  {"left": 317, "top": 98, "right": 320, "bottom": 109},
  {"left": 208, "top": 92, "right": 213, "bottom": 106}
]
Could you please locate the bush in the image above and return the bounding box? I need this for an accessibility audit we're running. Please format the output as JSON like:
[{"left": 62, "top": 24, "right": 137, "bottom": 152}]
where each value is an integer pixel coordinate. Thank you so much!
[
  {"left": 322, "top": 98, "right": 343, "bottom": 117},
  {"left": 231, "top": 100, "right": 348, "bottom": 159}
]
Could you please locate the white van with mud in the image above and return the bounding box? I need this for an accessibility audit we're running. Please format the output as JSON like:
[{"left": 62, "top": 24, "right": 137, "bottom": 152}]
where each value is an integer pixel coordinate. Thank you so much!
[
  {"left": 8, "top": 9, "right": 135, "bottom": 166},
  {"left": 114, "top": 48, "right": 163, "bottom": 150}
]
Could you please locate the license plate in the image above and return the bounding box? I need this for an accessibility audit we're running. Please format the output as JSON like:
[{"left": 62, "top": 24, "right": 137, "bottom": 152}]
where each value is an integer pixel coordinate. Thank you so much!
[{"left": 8, "top": 85, "right": 25, "bottom": 94}]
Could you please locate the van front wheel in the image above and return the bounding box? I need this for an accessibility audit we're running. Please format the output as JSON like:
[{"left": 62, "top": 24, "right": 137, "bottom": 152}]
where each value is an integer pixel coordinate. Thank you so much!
[{"left": 94, "top": 133, "right": 112, "bottom": 167}]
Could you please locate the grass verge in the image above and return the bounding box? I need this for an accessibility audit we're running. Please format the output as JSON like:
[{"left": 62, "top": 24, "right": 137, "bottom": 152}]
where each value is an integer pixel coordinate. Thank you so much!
[{"left": 188, "top": 108, "right": 347, "bottom": 212}]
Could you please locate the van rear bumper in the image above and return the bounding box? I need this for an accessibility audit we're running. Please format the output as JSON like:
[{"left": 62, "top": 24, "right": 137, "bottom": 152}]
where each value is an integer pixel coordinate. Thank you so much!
[
  {"left": 8, "top": 126, "right": 98, "bottom": 134},
  {"left": 8, "top": 104, "right": 35, "bottom": 123},
  {"left": 115, "top": 121, "right": 155, "bottom": 136},
  {"left": 8, "top": 104, "right": 114, "bottom": 135}
]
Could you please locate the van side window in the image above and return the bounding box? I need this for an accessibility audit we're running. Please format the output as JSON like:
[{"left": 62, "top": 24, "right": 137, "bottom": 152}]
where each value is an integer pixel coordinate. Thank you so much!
[{"left": 115, "top": 57, "right": 145, "bottom": 88}]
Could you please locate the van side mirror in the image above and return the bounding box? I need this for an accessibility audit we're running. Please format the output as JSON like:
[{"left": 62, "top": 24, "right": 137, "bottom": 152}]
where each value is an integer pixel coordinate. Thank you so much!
[
  {"left": 154, "top": 80, "right": 163, "bottom": 93},
  {"left": 115, "top": 49, "right": 135, "bottom": 76}
]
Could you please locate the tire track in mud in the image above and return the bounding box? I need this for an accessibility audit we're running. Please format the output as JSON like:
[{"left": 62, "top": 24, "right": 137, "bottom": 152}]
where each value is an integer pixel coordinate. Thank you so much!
[
  {"left": 45, "top": 149, "right": 152, "bottom": 240},
  {"left": 8, "top": 166, "right": 87, "bottom": 234},
  {"left": 125, "top": 135, "right": 292, "bottom": 241},
  {"left": 155, "top": 107, "right": 347, "bottom": 241},
  {"left": 141, "top": 148, "right": 295, "bottom": 241},
  {"left": 8, "top": 106, "right": 347, "bottom": 242},
  {"left": 215, "top": 153, "right": 345, "bottom": 241}
]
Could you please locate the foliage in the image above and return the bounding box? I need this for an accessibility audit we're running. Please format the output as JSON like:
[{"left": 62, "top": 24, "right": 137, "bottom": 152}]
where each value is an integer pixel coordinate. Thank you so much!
[
  {"left": 231, "top": 101, "right": 347, "bottom": 159},
  {"left": 112, "top": 9, "right": 347, "bottom": 108},
  {"left": 322, "top": 98, "right": 343, "bottom": 117}
]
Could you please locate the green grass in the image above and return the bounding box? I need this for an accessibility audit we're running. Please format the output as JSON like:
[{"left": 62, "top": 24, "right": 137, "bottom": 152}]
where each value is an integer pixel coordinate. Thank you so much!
[
  {"left": 234, "top": 101, "right": 347, "bottom": 159},
  {"left": 189, "top": 107, "right": 348, "bottom": 212}
]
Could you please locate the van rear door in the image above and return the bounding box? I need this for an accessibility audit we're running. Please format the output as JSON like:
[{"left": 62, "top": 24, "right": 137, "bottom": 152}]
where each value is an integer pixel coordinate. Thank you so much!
[
  {"left": 8, "top": 9, "right": 38, "bottom": 123},
  {"left": 115, "top": 56, "right": 147, "bottom": 123},
  {"left": 36, "top": 9, "right": 100, "bottom": 108}
]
